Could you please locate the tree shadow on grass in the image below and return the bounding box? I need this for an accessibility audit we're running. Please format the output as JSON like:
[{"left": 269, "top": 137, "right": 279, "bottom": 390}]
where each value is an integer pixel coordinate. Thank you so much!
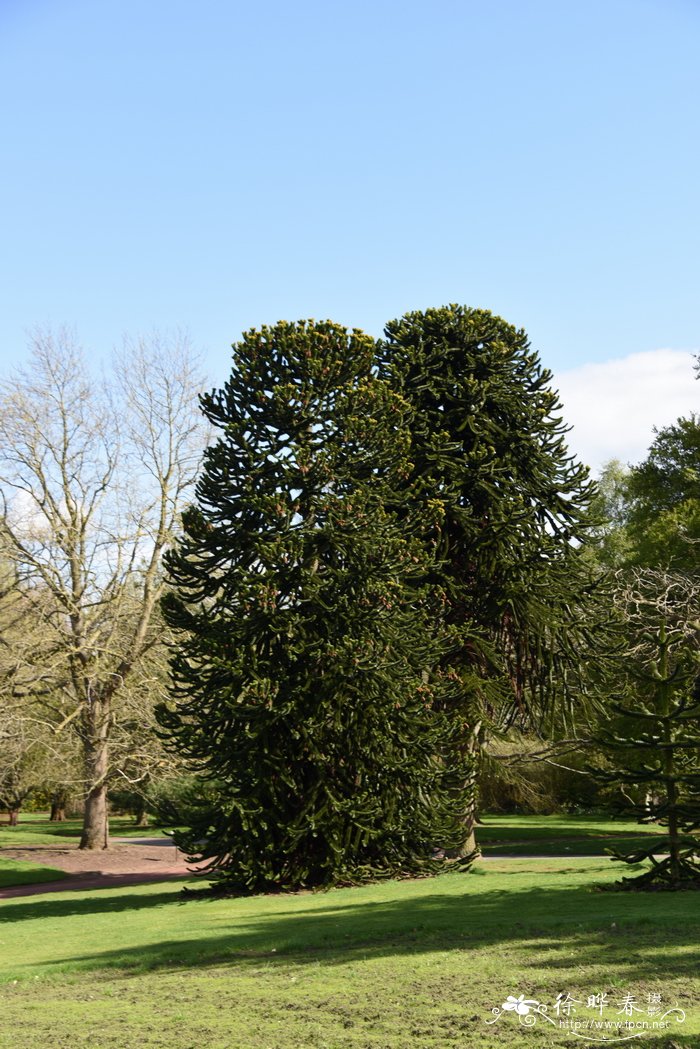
[
  {"left": 6, "top": 871, "right": 699, "bottom": 986},
  {"left": 0, "top": 883, "right": 193, "bottom": 921}
]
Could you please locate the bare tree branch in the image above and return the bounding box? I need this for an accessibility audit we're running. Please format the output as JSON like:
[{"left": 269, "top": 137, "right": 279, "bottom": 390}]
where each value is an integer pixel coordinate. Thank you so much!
[{"left": 0, "top": 327, "right": 207, "bottom": 844}]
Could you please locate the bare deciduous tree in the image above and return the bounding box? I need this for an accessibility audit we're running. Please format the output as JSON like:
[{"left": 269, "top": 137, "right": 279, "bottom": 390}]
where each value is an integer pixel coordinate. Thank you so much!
[{"left": 0, "top": 328, "right": 206, "bottom": 847}]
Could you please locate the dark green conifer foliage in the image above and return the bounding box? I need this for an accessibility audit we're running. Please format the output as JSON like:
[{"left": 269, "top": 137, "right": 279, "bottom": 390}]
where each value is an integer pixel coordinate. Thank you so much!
[
  {"left": 378, "top": 306, "right": 600, "bottom": 853},
  {"left": 159, "top": 320, "right": 470, "bottom": 891},
  {"left": 594, "top": 571, "right": 700, "bottom": 890}
]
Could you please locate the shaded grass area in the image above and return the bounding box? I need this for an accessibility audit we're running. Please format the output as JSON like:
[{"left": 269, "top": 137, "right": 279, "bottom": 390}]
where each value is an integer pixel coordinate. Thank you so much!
[
  {"left": 0, "top": 858, "right": 68, "bottom": 889},
  {"left": 0, "top": 858, "right": 698, "bottom": 1049},
  {"left": 477, "top": 814, "right": 666, "bottom": 857}
]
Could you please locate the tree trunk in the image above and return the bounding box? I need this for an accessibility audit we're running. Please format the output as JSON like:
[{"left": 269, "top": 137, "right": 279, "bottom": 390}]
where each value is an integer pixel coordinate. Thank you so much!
[
  {"left": 8, "top": 808, "right": 19, "bottom": 827},
  {"left": 663, "top": 718, "right": 681, "bottom": 884},
  {"left": 666, "top": 771, "right": 681, "bottom": 885},
  {"left": 79, "top": 697, "right": 110, "bottom": 849},
  {"left": 449, "top": 722, "right": 482, "bottom": 859},
  {"left": 453, "top": 819, "right": 478, "bottom": 859},
  {"left": 134, "top": 799, "right": 149, "bottom": 827},
  {"left": 50, "top": 790, "right": 68, "bottom": 821},
  {"left": 659, "top": 629, "right": 682, "bottom": 885}
]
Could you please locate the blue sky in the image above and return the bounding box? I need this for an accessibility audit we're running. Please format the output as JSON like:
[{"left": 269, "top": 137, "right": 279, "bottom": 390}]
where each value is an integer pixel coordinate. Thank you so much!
[{"left": 0, "top": 0, "right": 697, "bottom": 469}]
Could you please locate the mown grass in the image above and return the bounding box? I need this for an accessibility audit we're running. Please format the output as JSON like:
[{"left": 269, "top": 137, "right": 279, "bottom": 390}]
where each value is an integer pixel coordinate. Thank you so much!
[
  {"left": 0, "top": 856, "right": 698, "bottom": 1049},
  {"left": 477, "top": 813, "right": 666, "bottom": 857},
  {"left": 0, "top": 811, "right": 663, "bottom": 856},
  {"left": 0, "top": 858, "right": 68, "bottom": 889},
  {"left": 0, "top": 815, "right": 173, "bottom": 848}
]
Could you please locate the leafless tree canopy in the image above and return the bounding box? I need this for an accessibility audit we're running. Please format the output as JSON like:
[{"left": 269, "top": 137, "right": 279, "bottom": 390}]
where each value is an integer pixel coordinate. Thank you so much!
[{"left": 0, "top": 327, "right": 208, "bottom": 845}]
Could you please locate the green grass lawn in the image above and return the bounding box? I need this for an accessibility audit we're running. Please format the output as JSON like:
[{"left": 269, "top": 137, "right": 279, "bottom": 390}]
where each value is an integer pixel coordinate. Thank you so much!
[
  {"left": 0, "top": 858, "right": 68, "bottom": 889},
  {"left": 0, "top": 855, "right": 697, "bottom": 1049},
  {"left": 1, "top": 815, "right": 695, "bottom": 1048},
  {"left": 477, "top": 814, "right": 667, "bottom": 857},
  {"left": 0, "top": 815, "right": 173, "bottom": 848},
  {"left": 0, "top": 811, "right": 666, "bottom": 856}
]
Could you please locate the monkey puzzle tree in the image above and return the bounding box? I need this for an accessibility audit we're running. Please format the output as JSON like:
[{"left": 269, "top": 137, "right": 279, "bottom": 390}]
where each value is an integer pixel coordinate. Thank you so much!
[
  {"left": 159, "top": 319, "right": 470, "bottom": 892},
  {"left": 378, "top": 305, "right": 601, "bottom": 854},
  {"left": 594, "top": 570, "right": 700, "bottom": 890}
]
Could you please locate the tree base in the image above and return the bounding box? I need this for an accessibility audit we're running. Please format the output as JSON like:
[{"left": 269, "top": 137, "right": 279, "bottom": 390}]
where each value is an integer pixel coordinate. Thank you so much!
[
  {"left": 601, "top": 849, "right": 700, "bottom": 892},
  {"left": 603, "top": 877, "right": 700, "bottom": 892}
]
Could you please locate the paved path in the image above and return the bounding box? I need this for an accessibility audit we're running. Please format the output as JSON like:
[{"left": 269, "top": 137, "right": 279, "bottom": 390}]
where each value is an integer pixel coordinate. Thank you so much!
[{"left": 121, "top": 836, "right": 179, "bottom": 846}]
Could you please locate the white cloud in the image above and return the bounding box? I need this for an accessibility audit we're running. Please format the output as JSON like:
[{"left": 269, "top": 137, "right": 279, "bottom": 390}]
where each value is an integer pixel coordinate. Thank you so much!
[
  {"left": 6, "top": 487, "right": 51, "bottom": 538},
  {"left": 554, "top": 349, "right": 698, "bottom": 476}
]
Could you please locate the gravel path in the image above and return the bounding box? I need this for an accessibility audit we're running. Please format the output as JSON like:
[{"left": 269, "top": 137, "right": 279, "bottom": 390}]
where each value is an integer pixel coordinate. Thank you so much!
[
  {"left": 0, "top": 840, "right": 207, "bottom": 900},
  {"left": 0, "top": 837, "right": 613, "bottom": 900}
]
